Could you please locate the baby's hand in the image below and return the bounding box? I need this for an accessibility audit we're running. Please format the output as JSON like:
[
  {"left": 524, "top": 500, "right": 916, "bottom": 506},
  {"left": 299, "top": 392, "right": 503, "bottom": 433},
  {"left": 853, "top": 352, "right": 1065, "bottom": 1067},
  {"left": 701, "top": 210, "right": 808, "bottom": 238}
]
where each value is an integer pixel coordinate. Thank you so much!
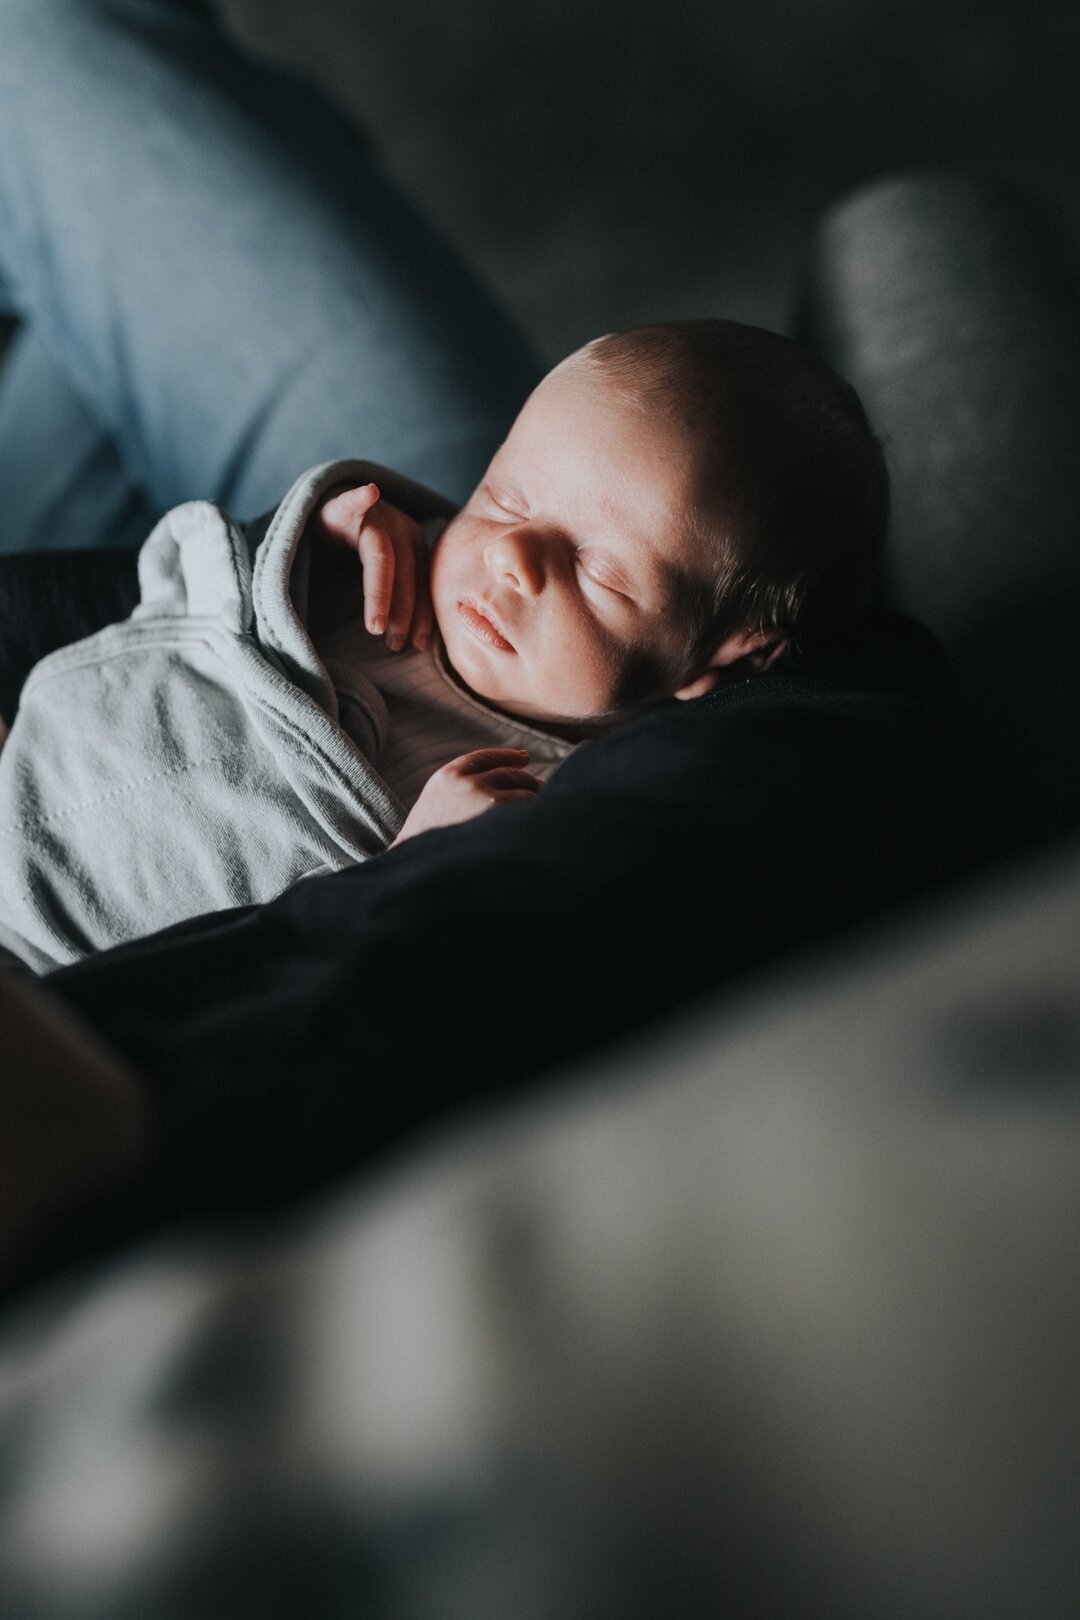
[
  {"left": 315, "top": 482, "right": 433, "bottom": 651},
  {"left": 391, "top": 749, "right": 542, "bottom": 846}
]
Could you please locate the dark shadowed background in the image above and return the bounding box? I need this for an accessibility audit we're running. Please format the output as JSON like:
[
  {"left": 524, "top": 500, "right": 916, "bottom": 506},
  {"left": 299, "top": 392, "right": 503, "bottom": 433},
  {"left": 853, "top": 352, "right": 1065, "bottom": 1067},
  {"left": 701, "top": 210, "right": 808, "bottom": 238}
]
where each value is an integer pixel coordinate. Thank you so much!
[{"left": 226, "top": 0, "right": 1080, "bottom": 361}]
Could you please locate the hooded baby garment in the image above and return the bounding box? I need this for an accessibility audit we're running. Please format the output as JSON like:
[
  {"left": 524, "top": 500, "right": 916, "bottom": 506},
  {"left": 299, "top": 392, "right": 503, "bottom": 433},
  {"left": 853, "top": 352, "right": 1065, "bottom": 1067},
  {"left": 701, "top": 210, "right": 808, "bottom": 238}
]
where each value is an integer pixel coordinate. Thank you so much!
[{"left": 0, "top": 460, "right": 412, "bottom": 974}]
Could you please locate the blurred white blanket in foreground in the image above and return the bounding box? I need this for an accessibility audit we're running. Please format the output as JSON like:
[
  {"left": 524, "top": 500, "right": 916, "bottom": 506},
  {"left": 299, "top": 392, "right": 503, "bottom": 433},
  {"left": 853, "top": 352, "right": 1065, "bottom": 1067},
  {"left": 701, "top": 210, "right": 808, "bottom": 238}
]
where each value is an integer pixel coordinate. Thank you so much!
[{"left": 1, "top": 837, "right": 1078, "bottom": 1619}]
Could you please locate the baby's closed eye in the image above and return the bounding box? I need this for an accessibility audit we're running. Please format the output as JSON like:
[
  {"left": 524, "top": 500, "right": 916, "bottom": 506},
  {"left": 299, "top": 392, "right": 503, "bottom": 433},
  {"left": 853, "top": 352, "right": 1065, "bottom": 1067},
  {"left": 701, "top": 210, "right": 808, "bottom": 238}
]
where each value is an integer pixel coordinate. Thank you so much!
[
  {"left": 575, "top": 549, "right": 630, "bottom": 595},
  {"left": 484, "top": 483, "right": 529, "bottom": 518}
]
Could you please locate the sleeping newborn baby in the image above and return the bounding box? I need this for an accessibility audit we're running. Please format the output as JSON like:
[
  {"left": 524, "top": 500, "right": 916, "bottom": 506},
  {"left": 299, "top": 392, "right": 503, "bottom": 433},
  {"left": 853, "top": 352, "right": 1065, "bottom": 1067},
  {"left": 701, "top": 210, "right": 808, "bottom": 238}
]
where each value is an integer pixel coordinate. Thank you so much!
[{"left": 0, "top": 319, "right": 888, "bottom": 973}]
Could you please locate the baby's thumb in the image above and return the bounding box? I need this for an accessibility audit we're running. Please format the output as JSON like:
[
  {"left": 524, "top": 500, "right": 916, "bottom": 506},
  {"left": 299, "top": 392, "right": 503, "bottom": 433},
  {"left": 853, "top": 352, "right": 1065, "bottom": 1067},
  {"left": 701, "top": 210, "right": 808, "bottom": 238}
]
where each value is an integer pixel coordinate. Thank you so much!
[{"left": 319, "top": 481, "right": 382, "bottom": 543}]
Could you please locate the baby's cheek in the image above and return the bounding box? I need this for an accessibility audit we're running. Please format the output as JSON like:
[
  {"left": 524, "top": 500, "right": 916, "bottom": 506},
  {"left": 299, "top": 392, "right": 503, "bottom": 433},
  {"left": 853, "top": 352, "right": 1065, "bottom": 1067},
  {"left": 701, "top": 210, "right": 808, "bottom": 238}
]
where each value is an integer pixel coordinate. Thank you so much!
[{"left": 546, "top": 634, "right": 632, "bottom": 717}]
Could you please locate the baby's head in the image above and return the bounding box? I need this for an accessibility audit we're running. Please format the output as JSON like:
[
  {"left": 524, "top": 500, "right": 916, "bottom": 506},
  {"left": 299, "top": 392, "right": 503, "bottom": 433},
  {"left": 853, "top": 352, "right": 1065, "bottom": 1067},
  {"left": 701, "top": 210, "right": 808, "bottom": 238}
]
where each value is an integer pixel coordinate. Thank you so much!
[{"left": 429, "top": 319, "right": 888, "bottom": 732}]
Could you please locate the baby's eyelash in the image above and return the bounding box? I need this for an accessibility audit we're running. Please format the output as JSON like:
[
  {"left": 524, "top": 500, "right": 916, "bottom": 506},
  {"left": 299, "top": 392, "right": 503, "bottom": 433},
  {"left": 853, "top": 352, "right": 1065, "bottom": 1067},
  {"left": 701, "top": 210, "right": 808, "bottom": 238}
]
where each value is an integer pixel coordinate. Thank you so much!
[
  {"left": 486, "top": 485, "right": 525, "bottom": 517},
  {"left": 575, "top": 551, "right": 625, "bottom": 594}
]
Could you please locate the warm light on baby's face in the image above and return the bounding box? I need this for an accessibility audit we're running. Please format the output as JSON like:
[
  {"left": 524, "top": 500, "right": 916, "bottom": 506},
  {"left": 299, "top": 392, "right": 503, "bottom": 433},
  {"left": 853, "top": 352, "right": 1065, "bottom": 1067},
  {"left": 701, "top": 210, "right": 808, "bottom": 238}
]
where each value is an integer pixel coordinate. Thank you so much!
[{"left": 429, "top": 359, "right": 709, "bottom": 728}]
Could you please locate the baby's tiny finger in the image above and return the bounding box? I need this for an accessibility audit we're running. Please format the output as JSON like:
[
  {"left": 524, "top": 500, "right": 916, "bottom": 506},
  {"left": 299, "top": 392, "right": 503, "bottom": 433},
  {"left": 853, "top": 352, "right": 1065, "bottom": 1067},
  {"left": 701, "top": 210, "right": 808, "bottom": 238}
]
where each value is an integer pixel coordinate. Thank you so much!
[
  {"left": 318, "top": 482, "right": 381, "bottom": 545},
  {"left": 380, "top": 516, "right": 417, "bottom": 651},
  {"left": 409, "top": 595, "right": 435, "bottom": 651},
  {"left": 351, "top": 481, "right": 381, "bottom": 517},
  {"left": 356, "top": 523, "right": 395, "bottom": 635},
  {"left": 457, "top": 747, "right": 530, "bottom": 773}
]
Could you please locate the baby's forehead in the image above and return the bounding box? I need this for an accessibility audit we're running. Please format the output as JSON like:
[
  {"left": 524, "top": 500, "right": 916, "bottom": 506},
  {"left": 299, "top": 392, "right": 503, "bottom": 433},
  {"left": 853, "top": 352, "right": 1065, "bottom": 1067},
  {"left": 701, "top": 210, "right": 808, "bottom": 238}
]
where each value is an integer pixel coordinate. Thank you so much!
[
  {"left": 514, "top": 365, "right": 697, "bottom": 488},
  {"left": 503, "top": 361, "right": 720, "bottom": 571}
]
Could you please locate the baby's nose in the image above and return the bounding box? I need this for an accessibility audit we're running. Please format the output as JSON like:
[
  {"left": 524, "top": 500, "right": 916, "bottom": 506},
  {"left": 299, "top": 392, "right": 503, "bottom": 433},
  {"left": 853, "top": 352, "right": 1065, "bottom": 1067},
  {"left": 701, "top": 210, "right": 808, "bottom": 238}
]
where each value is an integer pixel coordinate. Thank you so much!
[{"left": 485, "top": 529, "right": 544, "bottom": 595}]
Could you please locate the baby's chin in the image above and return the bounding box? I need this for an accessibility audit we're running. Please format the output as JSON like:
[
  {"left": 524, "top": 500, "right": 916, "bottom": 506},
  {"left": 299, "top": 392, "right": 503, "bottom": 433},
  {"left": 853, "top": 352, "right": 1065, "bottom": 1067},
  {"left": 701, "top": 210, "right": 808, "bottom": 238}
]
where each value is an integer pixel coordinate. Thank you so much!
[{"left": 433, "top": 610, "right": 623, "bottom": 736}]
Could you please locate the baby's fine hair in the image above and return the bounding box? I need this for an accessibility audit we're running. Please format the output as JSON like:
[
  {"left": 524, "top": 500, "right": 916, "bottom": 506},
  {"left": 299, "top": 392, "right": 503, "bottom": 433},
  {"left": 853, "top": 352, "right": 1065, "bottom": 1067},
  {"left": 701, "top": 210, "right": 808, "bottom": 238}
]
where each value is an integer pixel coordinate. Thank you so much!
[{"left": 576, "top": 319, "right": 889, "bottom": 658}]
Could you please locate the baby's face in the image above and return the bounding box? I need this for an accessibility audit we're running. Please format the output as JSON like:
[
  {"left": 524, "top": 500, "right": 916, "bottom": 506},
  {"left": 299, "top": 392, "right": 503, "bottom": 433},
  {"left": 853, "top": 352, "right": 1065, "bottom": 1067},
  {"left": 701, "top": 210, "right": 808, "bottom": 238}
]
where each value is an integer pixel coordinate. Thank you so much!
[{"left": 429, "top": 359, "right": 708, "bottom": 728}]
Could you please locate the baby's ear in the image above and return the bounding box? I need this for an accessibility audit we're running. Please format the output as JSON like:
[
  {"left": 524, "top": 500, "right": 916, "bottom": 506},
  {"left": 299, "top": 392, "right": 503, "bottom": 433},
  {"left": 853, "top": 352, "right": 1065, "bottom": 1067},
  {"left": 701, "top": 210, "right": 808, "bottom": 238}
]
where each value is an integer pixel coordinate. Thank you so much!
[{"left": 672, "top": 628, "right": 788, "bottom": 701}]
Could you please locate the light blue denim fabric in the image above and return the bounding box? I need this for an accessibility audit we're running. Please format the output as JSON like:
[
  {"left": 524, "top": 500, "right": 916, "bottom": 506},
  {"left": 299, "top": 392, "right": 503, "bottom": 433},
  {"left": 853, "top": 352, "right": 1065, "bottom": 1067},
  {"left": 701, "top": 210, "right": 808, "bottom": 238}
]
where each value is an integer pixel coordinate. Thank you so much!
[{"left": 0, "top": 0, "right": 543, "bottom": 549}]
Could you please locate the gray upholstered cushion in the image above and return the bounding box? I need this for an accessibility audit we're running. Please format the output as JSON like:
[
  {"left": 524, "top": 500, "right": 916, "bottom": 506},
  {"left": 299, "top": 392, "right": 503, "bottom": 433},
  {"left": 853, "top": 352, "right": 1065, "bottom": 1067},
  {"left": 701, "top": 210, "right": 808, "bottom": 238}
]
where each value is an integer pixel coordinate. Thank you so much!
[{"left": 797, "top": 172, "right": 1080, "bottom": 835}]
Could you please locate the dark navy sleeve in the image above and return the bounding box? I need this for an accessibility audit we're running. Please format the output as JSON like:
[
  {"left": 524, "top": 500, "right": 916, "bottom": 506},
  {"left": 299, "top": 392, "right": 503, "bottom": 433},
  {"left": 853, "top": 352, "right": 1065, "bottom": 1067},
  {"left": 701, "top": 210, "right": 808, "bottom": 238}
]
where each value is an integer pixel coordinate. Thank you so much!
[{"left": 15, "top": 610, "right": 1011, "bottom": 1296}]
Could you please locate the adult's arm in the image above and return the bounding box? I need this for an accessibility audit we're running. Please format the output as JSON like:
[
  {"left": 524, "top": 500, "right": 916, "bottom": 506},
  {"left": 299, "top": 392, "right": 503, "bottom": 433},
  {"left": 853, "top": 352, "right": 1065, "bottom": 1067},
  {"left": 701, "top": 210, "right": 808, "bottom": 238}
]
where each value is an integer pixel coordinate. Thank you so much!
[{"left": 17, "top": 611, "right": 1009, "bottom": 1290}]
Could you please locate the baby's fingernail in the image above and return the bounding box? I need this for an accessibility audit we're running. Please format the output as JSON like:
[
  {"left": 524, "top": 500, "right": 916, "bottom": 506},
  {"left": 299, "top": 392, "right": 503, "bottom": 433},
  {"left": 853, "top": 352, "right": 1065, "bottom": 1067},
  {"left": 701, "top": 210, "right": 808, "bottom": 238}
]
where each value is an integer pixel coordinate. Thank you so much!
[
  {"left": 369, "top": 616, "right": 385, "bottom": 635},
  {"left": 412, "top": 630, "right": 430, "bottom": 650},
  {"left": 386, "top": 631, "right": 404, "bottom": 651}
]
